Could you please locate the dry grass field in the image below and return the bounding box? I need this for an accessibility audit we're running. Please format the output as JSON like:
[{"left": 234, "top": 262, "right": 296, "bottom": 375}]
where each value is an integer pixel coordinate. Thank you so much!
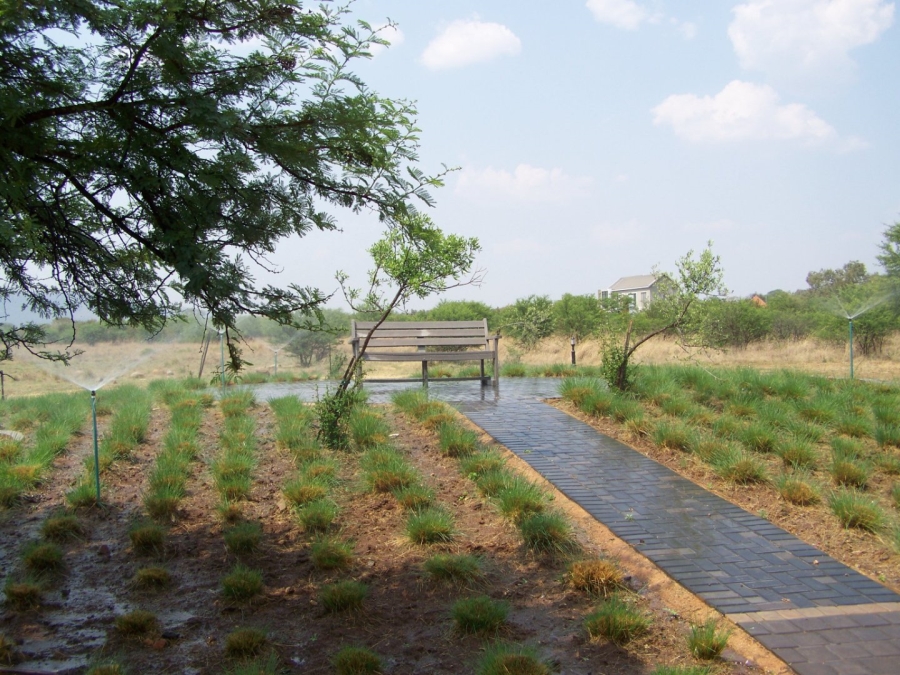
[{"left": 2, "top": 332, "right": 898, "bottom": 399}]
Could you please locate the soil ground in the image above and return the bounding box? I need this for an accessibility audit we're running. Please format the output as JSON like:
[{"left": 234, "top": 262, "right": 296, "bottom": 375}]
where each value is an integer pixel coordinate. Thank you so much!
[{"left": 0, "top": 398, "right": 787, "bottom": 674}]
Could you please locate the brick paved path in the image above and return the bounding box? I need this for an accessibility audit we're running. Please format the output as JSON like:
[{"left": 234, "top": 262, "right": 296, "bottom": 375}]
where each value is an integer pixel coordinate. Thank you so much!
[{"left": 256, "top": 379, "right": 900, "bottom": 674}]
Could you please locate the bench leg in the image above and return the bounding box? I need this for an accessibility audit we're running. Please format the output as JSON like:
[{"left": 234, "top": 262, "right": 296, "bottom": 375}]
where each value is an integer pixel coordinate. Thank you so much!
[
  {"left": 422, "top": 360, "right": 429, "bottom": 387},
  {"left": 480, "top": 359, "right": 486, "bottom": 385}
]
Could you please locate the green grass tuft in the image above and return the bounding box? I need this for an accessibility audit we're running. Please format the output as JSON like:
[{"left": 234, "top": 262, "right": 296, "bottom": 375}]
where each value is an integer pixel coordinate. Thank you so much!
[
  {"left": 584, "top": 595, "right": 650, "bottom": 645},
  {"left": 518, "top": 511, "right": 572, "bottom": 554},
  {"left": 310, "top": 537, "right": 354, "bottom": 571},
  {"left": 221, "top": 564, "right": 263, "bottom": 602},
  {"left": 224, "top": 521, "right": 263, "bottom": 555},
  {"left": 133, "top": 566, "right": 172, "bottom": 590},
  {"left": 406, "top": 506, "right": 455, "bottom": 545},
  {"left": 423, "top": 553, "right": 483, "bottom": 584},
  {"left": 115, "top": 609, "right": 159, "bottom": 637},
  {"left": 332, "top": 646, "right": 382, "bottom": 675},
  {"left": 320, "top": 580, "right": 368, "bottom": 613},
  {"left": 452, "top": 595, "right": 508, "bottom": 634},
  {"left": 687, "top": 618, "right": 731, "bottom": 659},
  {"left": 829, "top": 491, "right": 884, "bottom": 531},
  {"left": 475, "top": 643, "right": 550, "bottom": 675},
  {"left": 225, "top": 627, "right": 267, "bottom": 659}
]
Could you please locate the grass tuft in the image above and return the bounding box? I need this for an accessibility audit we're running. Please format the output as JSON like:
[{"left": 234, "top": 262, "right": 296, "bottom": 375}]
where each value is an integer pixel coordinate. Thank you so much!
[
  {"left": 687, "top": 618, "right": 731, "bottom": 659},
  {"left": 406, "top": 507, "right": 455, "bottom": 545},
  {"left": 41, "top": 514, "right": 85, "bottom": 541},
  {"left": 4, "top": 580, "right": 42, "bottom": 610},
  {"left": 829, "top": 491, "right": 884, "bottom": 532},
  {"left": 128, "top": 521, "right": 166, "bottom": 556},
  {"left": 310, "top": 537, "right": 355, "bottom": 571},
  {"left": 518, "top": 511, "right": 573, "bottom": 554},
  {"left": 423, "top": 553, "right": 483, "bottom": 584},
  {"left": 438, "top": 424, "right": 479, "bottom": 458},
  {"left": 115, "top": 609, "right": 159, "bottom": 637},
  {"left": 392, "top": 484, "right": 434, "bottom": 511},
  {"left": 222, "top": 564, "right": 264, "bottom": 602},
  {"left": 297, "top": 499, "right": 338, "bottom": 533},
  {"left": 452, "top": 595, "right": 508, "bottom": 634},
  {"left": 333, "top": 646, "right": 382, "bottom": 675},
  {"left": 475, "top": 643, "right": 550, "bottom": 675},
  {"left": 22, "top": 541, "right": 64, "bottom": 575},
  {"left": 320, "top": 580, "right": 368, "bottom": 613},
  {"left": 133, "top": 566, "right": 172, "bottom": 590},
  {"left": 569, "top": 559, "right": 624, "bottom": 597},
  {"left": 775, "top": 474, "right": 820, "bottom": 506},
  {"left": 224, "top": 521, "right": 263, "bottom": 555},
  {"left": 225, "top": 627, "right": 267, "bottom": 659},
  {"left": 584, "top": 595, "right": 650, "bottom": 645}
]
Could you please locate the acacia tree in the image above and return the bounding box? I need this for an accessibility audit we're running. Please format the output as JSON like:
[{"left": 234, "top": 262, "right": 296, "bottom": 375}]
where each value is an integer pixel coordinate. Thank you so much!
[
  {"left": 315, "top": 213, "right": 480, "bottom": 448},
  {"left": 0, "top": 0, "right": 444, "bottom": 365},
  {"left": 601, "top": 243, "right": 727, "bottom": 390}
]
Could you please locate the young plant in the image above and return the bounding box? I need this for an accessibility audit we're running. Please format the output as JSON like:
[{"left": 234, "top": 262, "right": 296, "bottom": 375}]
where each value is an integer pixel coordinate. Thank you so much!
[
  {"left": 320, "top": 580, "right": 368, "bottom": 613},
  {"left": 41, "top": 514, "right": 85, "bottom": 541},
  {"left": 518, "top": 511, "right": 572, "bottom": 554},
  {"left": 423, "top": 553, "right": 483, "bottom": 584},
  {"left": 569, "top": 559, "right": 624, "bottom": 597},
  {"left": 283, "top": 477, "right": 329, "bottom": 507},
  {"left": 332, "top": 646, "right": 382, "bottom": 675},
  {"left": 298, "top": 499, "right": 338, "bottom": 533},
  {"left": 496, "top": 479, "right": 546, "bottom": 522},
  {"left": 115, "top": 609, "right": 160, "bottom": 637},
  {"left": 452, "top": 595, "right": 509, "bottom": 634},
  {"left": 224, "top": 521, "right": 263, "bottom": 555},
  {"left": 392, "top": 484, "right": 434, "bottom": 511},
  {"left": 584, "top": 595, "right": 650, "bottom": 645},
  {"left": 128, "top": 521, "right": 166, "bottom": 556},
  {"left": 475, "top": 643, "right": 550, "bottom": 675},
  {"left": 775, "top": 473, "right": 820, "bottom": 506},
  {"left": 22, "top": 541, "right": 64, "bottom": 575},
  {"left": 225, "top": 628, "right": 267, "bottom": 659},
  {"left": 222, "top": 564, "right": 264, "bottom": 602},
  {"left": 310, "top": 537, "right": 355, "bottom": 571},
  {"left": 4, "top": 580, "right": 42, "bottom": 610},
  {"left": 406, "top": 507, "right": 455, "bottom": 545},
  {"left": 133, "top": 566, "right": 172, "bottom": 590},
  {"left": 438, "top": 424, "right": 479, "bottom": 458},
  {"left": 687, "top": 618, "right": 730, "bottom": 659},
  {"left": 828, "top": 491, "right": 884, "bottom": 532}
]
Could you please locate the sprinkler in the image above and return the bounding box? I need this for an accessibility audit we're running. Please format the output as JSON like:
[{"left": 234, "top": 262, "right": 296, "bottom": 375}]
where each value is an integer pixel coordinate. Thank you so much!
[
  {"left": 274, "top": 349, "right": 279, "bottom": 375},
  {"left": 91, "top": 390, "right": 101, "bottom": 501},
  {"left": 219, "top": 330, "right": 226, "bottom": 390},
  {"left": 849, "top": 318, "right": 854, "bottom": 380}
]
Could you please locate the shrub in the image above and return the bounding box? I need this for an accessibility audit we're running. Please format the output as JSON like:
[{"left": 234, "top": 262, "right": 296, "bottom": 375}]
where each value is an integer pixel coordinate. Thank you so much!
[
  {"left": 320, "top": 580, "right": 368, "bottom": 613},
  {"left": 423, "top": 553, "right": 483, "bottom": 584},
  {"left": 569, "top": 559, "right": 624, "bottom": 597},
  {"left": 452, "top": 595, "right": 508, "bottom": 634},
  {"left": 333, "top": 646, "right": 382, "bottom": 675},
  {"left": 225, "top": 628, "right": 267, "bottom": 658},
  {"left": 406, "top": 507, "right": 455, "bottom": 545},
  {"left": 222, "top": 564, "right": 264, "bottom": 602},
  {"left": 584, "top": 595, "right": 650, "bottom": 644},
  {"left": 829, "top": 491, "right": 884, "bottom": 531},
  {"left": 475, "top": 643, "right": 550, "bottom": 675},
  {"left": 687, "top": 618, "right": 730, "bottom": 659}
]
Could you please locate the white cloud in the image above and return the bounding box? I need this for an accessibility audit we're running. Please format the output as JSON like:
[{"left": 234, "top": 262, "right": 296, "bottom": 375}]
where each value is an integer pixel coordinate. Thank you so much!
[
  {"left": 672, "top": 18, "right": 698, "bottom": 39},
  {"left": 652, "top": 80, "right": 840, "bottom": 144},
  {"left": 455, "top": 164, "right": 593, "bottom": 201},
  {"left": 586, "top": 0, "right": 651, "bottom": 29},
  {"left": 729, "top": 0, "right": 894, "bottom": 81},
  {"left": 369, "top": 25, "right": 405, "bottom": 57},
  {"left": 590, "top": 220, "right": 643, "bottom": 244},
  {"left": 683, "top": 219, "right": 738, "bottom": 234},
  {"left": 421, "top": 20, "right": 521, "bottom": 70}
]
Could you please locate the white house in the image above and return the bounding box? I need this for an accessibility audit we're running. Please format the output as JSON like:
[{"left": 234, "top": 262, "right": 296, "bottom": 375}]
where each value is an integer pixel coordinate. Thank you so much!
[{"left": 599, "top": 275, "right": 658, "bottom": 310}]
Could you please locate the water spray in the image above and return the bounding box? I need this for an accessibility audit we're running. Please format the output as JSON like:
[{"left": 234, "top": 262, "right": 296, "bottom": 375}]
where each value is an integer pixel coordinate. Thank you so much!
[
  {"left": 91, "top": 390, "right": 101, "bottom": 501},
  {"left": 273, "top": 350, "right": 279, "bottom": 375}
]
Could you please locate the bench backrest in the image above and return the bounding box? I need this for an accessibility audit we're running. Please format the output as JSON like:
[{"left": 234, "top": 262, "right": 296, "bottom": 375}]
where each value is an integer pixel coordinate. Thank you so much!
[{"left": 351, "top": 320, "right": 490, "bottom": 349}]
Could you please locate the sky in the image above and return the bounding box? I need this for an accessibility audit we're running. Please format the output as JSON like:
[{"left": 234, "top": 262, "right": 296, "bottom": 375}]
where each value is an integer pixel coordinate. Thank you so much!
[{"left": 257, "top": 0, "right": 900, "bottom": 311}]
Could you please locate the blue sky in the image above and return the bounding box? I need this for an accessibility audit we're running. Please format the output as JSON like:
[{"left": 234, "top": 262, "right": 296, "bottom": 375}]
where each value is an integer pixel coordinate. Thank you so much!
[{"left": 255, "top": 1, "right": 900, "bottom": 308}]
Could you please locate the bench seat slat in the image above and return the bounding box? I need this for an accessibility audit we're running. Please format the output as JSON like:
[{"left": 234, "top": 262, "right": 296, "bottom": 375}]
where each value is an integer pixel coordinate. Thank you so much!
[
  {"left": 354, "top": 320, "right": 486, "bottom": 330},
  {"left": 362, "top": 351, "right": 495, "bottom": 362},
  {"left": 361, "top": 337, "right": 489, "bottom": 348},
  {"left": 354, "top": 329, "right": 489, "bottom": 339}
]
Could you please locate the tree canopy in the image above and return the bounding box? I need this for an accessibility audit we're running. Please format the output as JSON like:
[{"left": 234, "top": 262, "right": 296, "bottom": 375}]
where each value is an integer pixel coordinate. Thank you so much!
[{"left": 0, "top": 0, "right": 443, "bottom": 362}]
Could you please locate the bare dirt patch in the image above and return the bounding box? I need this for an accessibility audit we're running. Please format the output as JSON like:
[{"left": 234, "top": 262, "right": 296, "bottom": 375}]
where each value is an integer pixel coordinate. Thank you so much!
[{"left": 0, "top": 399, "right": 786, "bottom": 674}]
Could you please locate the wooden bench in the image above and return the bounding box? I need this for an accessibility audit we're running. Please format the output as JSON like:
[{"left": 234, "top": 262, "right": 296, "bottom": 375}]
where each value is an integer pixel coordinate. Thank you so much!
[{"left": 350, "top": 319, "right": 500, "bottom": 385}]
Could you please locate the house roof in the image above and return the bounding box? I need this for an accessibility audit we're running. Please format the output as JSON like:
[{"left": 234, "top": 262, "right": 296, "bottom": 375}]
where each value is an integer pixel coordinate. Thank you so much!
[{"left": 609, "top": 274, "right": 657, "bottom": 292}]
